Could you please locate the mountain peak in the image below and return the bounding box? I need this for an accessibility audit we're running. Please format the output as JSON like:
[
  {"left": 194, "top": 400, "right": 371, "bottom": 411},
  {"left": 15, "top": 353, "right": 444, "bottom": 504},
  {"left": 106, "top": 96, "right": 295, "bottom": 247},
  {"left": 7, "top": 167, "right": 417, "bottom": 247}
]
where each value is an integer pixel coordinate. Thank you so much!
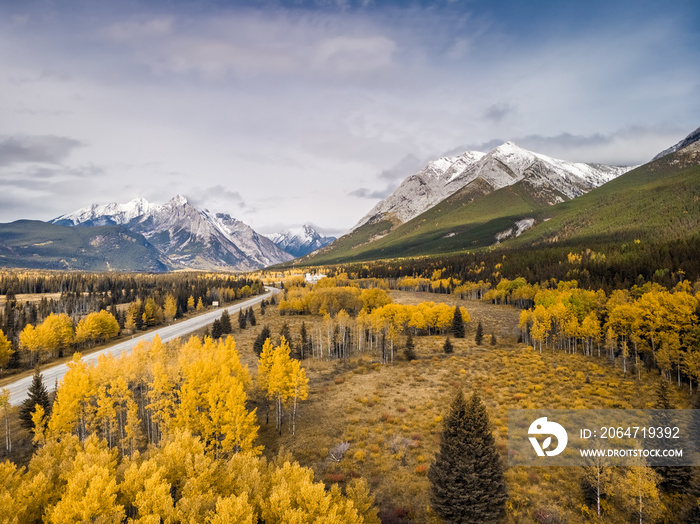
[
  {"left": 351, "top": 141, "right": 632, "bottom": 231},
  {"left": 51, "top": 196, "right": 293, "bottom": 270},
  {"left": 267, "top": 224, "right": 336, "bottom": 258},
  {"left": 168, "top": 195, "right": 188, "bottom": 206}
]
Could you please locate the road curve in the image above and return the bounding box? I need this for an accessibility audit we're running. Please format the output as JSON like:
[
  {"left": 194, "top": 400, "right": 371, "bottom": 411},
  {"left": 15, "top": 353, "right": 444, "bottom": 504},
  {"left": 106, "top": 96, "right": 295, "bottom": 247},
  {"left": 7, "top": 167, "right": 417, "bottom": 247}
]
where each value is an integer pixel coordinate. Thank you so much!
[{"left": 6, "top": 286, "right": 280, "bottom": 406}]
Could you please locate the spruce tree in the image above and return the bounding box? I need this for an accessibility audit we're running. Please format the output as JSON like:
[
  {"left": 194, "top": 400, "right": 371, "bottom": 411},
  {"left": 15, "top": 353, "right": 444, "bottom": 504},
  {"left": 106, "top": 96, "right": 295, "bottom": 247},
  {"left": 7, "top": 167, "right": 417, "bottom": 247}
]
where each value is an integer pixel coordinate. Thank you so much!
[
  {"left": 428, "top": 391, "right": 507, "bottom": 523},
  {"left": 248, "top": 307, "right": 257, "bottom": 326},
  {"left": 220, "top": 310, "right": 232, "bottom": 334},
  {"left": 452, "top": 306, "right": 465, "bottom": 338},
  {"left": 654, "top": 377, "right": 694, "bottom": 494},
  {"left": 211, "top": 319, "right": 223, "bottom": 340},
  {"left": 299, "top": 322, "right": 309, "bottom": 359},
  {"left": 475, "top": 321, "right": 484, "bottom": 346},
  {"left": 280, "top": 322, "right": 291, "bottom": 344},
  {"left": 404, "top": 332, "right": 417, "bottom": 361},
  {"left": 443, "top": 337, "right": 453, "bottom": 354},
  {"left": 490, "top": 333, "right": 497, "bottom": 346},
  {"left": 254, "top": 325, "right": 271, "bottom": 356},
  {"left": 19, "top": 368, "right": 52, "bottom": 431},
  {"left": 238, "top": 310, "right": 247, "bottom": 330}
]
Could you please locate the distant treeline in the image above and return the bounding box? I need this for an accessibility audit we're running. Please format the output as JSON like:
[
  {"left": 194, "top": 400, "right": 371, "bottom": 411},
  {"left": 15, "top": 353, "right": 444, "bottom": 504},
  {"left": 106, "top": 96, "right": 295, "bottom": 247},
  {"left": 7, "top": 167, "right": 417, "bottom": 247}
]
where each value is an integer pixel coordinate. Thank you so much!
[
  {"left": 313, "top": 234, "right": 700, "bottom": 293},
  {"left": 0, "top": 271, "right": 265, "bottom": 372}
]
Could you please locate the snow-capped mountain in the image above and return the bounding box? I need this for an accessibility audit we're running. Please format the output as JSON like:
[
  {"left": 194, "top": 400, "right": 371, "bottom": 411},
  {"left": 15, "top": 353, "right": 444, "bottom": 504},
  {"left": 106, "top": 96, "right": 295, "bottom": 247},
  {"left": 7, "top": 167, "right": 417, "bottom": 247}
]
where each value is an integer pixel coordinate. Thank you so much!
[
  {"left": 353, "top": 142, "right": 632, "bottom": 230},
  {"left": 352, "top": 151, "right": 484, "bottom": 230},
  {"left": 52, "top": 196, "right": 293, "bottom": 271},
  {"left": 266, "top": 224, "right": 336, "bottom": 258},
  {"left": 653, "top": 126, "right": 700, "bottom": 160}
]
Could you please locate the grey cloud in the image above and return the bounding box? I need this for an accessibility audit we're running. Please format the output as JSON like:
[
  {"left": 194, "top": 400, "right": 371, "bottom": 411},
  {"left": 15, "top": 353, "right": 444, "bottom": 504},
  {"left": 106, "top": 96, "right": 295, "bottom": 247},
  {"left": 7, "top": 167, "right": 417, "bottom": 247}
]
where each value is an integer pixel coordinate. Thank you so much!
[
  {"left": 483, "top": 103, "right": 516, "bottom": 122},
  {"left": 378, "top": 154, "right": 422, "bottom": 181},
  {"left": 0, "top": 135, "right": 82, "bottom": 167},
  {"left": 99, "top": 12, "right": 397, "bottom": 81},
  {"left": 458, "top": 127, "right": 689, "bottom": 165},
  {"left": 349, "top": 185, "right": 393, "bottom": 199},
  {"left": 187, "top": 185, "right": 251, "bottom": 214}
]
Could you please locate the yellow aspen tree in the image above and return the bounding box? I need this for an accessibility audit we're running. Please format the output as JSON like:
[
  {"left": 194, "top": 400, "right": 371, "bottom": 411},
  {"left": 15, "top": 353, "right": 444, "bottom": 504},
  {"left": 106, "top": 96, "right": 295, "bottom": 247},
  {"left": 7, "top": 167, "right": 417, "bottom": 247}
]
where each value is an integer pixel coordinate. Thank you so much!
[
  {"left": 196, "top": 297, "right": 204, "bottom": 311},
  {"left": 408, "top": 309, "right": 427, "bottom": 334},
  {"left": 580, "top": 313, "right": 601, "bottom": 356},
  {"left": 121, "top": 454, "right": 177, "bottom": 523},
  {"left": 125, "top": 298, "right": 142, "bottom": 333},
  {"left": 38, "top": 313, "right": 74, "bottom": 358},
  {"left": 267, "top": 337, "right": 294, "bottom": 434},
  {"left": 208, "top": 494, "right": 256, "bottom": 524},
  {"left": 0, "top": 329, "right": 13, "bottom": 374},
  {"left": 20, "top": 324, "right": 42, "bottom": 365},
  {"left": 0, "top": 459, "right": 52, "bottom": 524},
  {"left": 683, "top": 349, "right": 700, "bottom": 395},
  {"left": 187, "top": 295, "right": 195, "bottom": 312},
  {"left": 75, "top": 310, "right": 119, "bottom": 346},
  {"left": 345, "top": 478, "right": 381, "bottom": 524},
  {"left": 148, "top": 359, "right": 176, "bottom": 444},
  {"left": 289, "top": 359, "right": 308, "bottom": 437},
  {"left": 618, "top": 457, "right": 662, "bottom": 524},
  {"left": 142, "top": 298, "right": 164, "bottom": 327},
  {"left": 260, "top": 459, "right": 363, "bottom": 523},
  {"left": 164, "top": 293, "right": 177, "bottom": 323},
  {"left": 45, "top": 435, "right": 124, "bottom": 524},
  {"left": 31, "top": 404, "right": 47, "bottom": 447},
  {"left": 94, "top": 356, "right": 118, "bottom": 448},
  {"left": 174, "top": 337, "right": 258, "bottom": 455},
  {"left": 49, "top": 354, "right": 95, "bottom": 440},
  {"left": 23, "top": 433, "right": 80, "bottom": 511},
  {"left": 0, "top": 460, "right": 23, "bottom": 522}
]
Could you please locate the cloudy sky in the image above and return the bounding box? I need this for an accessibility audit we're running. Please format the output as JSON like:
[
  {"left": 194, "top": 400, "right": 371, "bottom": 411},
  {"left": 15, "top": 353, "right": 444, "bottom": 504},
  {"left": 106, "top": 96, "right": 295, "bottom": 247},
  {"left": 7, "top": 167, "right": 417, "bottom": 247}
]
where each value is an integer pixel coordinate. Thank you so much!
[{"left": 1, "top": 0, "right": 699, "bottom": 235}]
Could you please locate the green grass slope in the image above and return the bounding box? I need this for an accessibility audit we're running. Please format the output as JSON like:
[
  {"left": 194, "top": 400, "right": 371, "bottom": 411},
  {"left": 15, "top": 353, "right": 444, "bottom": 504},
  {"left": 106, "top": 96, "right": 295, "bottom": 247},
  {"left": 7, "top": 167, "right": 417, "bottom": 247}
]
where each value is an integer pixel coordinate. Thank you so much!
[
  {"left": 506, "top": 144, "right": 700, "bottom": 249},
  {"left": 301, "top": 178, "right": 549, "bottom": 265},
  {"left": 0, "top": 220, "right": 169, "bottom": 272}
]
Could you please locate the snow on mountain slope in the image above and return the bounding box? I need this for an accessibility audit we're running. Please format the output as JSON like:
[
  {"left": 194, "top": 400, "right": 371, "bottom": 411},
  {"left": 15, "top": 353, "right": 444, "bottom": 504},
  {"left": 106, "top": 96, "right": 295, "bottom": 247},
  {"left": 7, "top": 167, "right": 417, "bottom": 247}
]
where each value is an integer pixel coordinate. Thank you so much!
[
  {"left": 353, "top": 142, "right": 632, "bottom": 230},
  {"left": 265, "top": 224, "right": 336, "bottom": 258},
  {"left": 53, "top": 196, "right": 293, "bottom": 271},
  {"left": 653, "top": 126, "right": 700, "bottom": 160},
  {"left": 352, "top": 150, "right": 484, "bottom": 230}
]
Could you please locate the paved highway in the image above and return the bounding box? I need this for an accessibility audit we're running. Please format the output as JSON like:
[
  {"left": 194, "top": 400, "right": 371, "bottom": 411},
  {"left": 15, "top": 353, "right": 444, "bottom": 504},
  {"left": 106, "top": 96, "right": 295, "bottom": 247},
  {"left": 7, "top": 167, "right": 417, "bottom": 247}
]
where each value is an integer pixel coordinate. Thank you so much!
[{"left": 6, "top": 286, "right": 280, "bottom": 406}]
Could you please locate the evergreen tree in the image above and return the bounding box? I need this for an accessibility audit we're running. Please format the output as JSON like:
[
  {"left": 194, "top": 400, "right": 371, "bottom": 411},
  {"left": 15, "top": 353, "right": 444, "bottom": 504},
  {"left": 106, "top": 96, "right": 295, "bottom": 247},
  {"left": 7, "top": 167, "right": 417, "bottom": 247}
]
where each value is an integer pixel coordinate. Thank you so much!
[
  {"left": 19, "top": 368, "right": 52, "bottom": 431},
  {"left": 655, "top": 376, "right": 672, "bottom": 410},
  {"left": 248, "top": 307, "right": 257, "bottom": 326},
  {"left": 299, "top": 321, "right": 309, "bottom": 360},
  {"left": 475, "top": 321, "right": 484, "bottom": 346},
  {"left": 269, "top": 295, "right": 276, "bottom": 306},
  {"left": 211, "top": 319, "right": 223, "bottom": 340},
  {"left": 452, "top": 306, "right": 465, "bottom": 338},
  {"left": 220, "top": 310, "right": 232, "bottom": 334},
  {"left": 443, "top": 337, "right": 453, "bottom": 354},
  {"left": 404, "top": 332, "right": 417, "bottom": 361},
  {"left": 238, "top": 310, "right": 247, "bottom": 330},
  {"left": 280, "top": 322, "right": 291, "bottom": 345},
  {"left": 653, "top": 377, "right": 695, "bottom": 495},
  {"left": 254, "top": 325, "right": 271, "bottom": 356},
  {"left": 490, "top": 333, "right": 497, "bottom": 346},
  {"left": 260, "top": 302, "right": 266, "bottom": 316},
  {"left": 428, "top": 391, "right": 507, "bottom": 523}
]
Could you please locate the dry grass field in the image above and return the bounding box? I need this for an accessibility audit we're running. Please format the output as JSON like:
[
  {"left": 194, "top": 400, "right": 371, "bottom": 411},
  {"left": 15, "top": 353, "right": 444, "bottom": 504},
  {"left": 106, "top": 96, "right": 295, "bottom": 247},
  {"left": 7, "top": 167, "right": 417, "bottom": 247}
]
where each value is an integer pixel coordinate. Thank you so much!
[
  {"left": 227, "top": 291, "right": 683, "bottom": 523},
  {"left": 2, "top": 289, "right": 690, "bottom": 522}
]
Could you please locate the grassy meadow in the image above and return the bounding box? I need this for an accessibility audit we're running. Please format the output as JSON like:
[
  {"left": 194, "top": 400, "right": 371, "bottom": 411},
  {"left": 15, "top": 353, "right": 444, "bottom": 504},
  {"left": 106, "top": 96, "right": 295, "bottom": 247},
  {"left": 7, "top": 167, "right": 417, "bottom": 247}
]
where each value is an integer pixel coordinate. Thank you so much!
[{"left": 228, "top": 290, "right": 686, "bottom": 523}]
